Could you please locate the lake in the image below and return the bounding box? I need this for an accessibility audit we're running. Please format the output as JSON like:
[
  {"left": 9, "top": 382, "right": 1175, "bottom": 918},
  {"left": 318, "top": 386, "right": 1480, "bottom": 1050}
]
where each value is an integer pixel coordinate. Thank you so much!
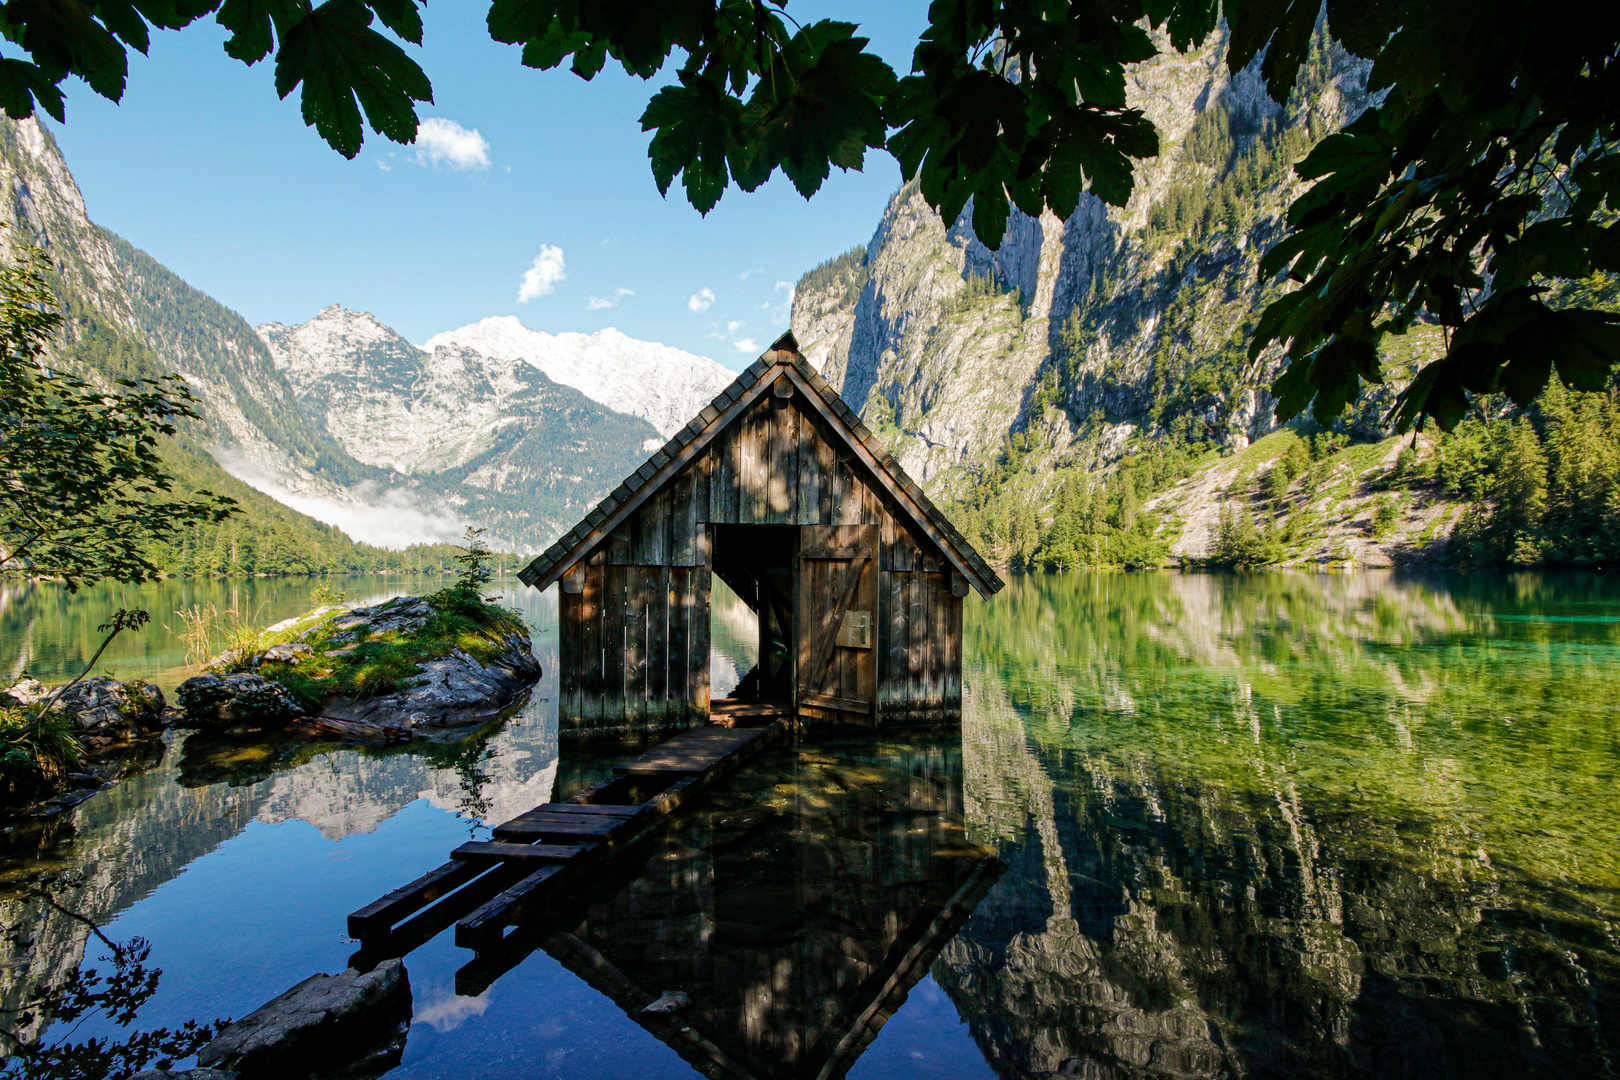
[{"left": 1, "top": 570, "right": 1617, "bottom": 1079}]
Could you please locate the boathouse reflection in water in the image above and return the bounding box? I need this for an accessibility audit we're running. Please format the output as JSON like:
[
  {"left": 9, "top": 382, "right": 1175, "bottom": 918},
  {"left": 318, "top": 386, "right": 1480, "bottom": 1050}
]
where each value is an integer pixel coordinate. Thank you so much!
[{"left": 456, "top": 734, "right": 1000, "bottom": 1080}]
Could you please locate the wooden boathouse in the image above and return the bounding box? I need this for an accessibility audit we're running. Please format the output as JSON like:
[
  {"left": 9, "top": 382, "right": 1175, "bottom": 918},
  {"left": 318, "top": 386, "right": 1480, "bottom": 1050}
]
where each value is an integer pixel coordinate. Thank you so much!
[{"left": 518, "top": 332, "right": 1003, "bottom": 740}]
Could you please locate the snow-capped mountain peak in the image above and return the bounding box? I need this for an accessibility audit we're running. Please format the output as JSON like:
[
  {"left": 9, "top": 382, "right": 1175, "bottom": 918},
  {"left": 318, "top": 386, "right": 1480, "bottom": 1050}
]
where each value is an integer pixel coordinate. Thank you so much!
[{"left": 422, "top": 316, "right": 736, "bottom": 437}]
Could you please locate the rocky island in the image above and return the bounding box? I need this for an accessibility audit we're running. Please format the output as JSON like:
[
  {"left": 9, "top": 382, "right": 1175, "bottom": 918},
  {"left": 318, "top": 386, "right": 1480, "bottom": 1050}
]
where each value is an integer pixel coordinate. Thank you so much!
[{"left": 176, "top": 590, "right": 541, "bottom": 744}]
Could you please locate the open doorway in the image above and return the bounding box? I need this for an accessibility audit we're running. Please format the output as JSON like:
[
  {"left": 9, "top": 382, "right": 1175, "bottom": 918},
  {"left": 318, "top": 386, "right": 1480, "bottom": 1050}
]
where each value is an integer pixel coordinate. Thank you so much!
[{"left": 710, "top": 524, "right": 796, "bottom": 705}]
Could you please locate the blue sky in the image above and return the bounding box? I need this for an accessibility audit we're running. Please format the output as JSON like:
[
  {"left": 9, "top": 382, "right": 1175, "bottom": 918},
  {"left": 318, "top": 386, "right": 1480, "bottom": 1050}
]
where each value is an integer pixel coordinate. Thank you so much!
[{"left": 45, "top": 3, "right": 929, "bottom": 370}]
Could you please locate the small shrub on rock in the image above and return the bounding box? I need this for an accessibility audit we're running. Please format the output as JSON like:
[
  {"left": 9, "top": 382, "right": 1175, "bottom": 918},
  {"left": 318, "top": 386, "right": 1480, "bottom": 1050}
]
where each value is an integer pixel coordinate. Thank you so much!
[{"left": 0, "top": 703, "right": 81, "bottom": 799}]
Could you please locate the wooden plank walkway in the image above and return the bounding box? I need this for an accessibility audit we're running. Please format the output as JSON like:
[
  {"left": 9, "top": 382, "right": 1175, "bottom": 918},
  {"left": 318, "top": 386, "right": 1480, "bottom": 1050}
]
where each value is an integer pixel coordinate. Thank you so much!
[{"left": 348, "top": 720, "right": 787, "bottom": 960}]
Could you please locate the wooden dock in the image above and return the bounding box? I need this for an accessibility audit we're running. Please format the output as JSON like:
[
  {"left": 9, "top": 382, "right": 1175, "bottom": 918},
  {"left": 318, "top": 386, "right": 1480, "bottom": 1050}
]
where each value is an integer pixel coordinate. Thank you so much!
[{"left": 348, "top": 722, "right": 786, "bottom": 958}]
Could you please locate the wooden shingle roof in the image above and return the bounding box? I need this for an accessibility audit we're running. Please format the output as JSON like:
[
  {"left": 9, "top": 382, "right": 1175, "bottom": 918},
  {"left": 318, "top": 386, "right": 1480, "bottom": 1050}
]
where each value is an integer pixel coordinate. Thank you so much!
[{"left": 518, "top": 332, "right": 1005, "bottom": 599}]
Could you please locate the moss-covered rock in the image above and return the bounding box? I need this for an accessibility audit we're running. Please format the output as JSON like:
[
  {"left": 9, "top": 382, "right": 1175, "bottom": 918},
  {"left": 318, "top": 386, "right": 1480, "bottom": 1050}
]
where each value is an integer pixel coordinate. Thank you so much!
[{"left": 201, "top": 594, "right": 541, "bottom": 741}]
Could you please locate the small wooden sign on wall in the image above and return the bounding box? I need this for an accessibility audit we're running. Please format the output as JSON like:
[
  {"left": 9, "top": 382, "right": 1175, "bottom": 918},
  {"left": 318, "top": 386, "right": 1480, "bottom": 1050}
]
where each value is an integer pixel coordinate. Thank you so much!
[{"left": 836, "top": 610, "right": 873, "bottom": 648}]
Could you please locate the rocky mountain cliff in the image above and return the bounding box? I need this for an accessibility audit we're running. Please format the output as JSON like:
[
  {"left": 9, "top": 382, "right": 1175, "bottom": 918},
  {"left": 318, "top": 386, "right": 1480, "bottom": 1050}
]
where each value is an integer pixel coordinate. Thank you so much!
[
  {"left": 789, "top": 30, "right": 1439, "bottom": 567},
  {"left": 255, "top": 305, "right": 660, "bottom": 547},
  {"left": 261, "top": 305, "right": 660, "bottom": 475},
  {"left": 424, "top": 317, "right": 734, "bottom": 438}
]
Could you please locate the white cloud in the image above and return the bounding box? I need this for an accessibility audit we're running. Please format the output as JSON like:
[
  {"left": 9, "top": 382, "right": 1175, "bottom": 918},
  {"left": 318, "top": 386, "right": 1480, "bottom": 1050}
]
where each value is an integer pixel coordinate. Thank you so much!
[
  {"left": 726, "top": 319, "right": 744, "bottom": 333},
  {"left": 586, "top": 287, "right": 634, "bottom": 310},
  {"left": 733, "top": 337, "right": 759, "bottom": 353},
  {"left": 760, "top": 280, "right": 796, "bottom": 324},
  {"left": 688, "top": 287, "right": 715, "bottom": 312},
  {"left": 376, "top": 160, "right": 392, "bottom": 172},
  {"left": 414, "top": 990, "right": 493, "bottom": 1034},
  {"left": 739, "top": 267, "right": 765, "bottom": 279},
  {"left": 414, "top": 118, "right": 491, "bottom": 171},
  {"left": 517, "top": 245, "right": 566, "bottom": 303}
]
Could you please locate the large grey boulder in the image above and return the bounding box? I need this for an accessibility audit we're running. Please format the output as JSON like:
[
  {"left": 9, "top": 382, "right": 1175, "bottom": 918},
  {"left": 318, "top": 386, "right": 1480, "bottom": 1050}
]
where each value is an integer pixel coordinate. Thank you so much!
[
  {"left": 57, "top": 676, "right": 165, "bottom": 731},
  {"left": 196, "top": 960, "right": 410, "bottom": 1079},
  {"left": 175, "top": 673, "right": 306, "bottom": 729}
]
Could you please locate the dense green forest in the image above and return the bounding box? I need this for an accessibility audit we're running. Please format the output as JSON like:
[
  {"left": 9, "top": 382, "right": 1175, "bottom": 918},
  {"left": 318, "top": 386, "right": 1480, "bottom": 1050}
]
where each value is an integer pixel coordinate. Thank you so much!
[
  {"left": 797, "top": 245, "right": 869, "bottom": 310},
  {"left": 952, "top": 382, "right": 1620, "bottom": 573}
]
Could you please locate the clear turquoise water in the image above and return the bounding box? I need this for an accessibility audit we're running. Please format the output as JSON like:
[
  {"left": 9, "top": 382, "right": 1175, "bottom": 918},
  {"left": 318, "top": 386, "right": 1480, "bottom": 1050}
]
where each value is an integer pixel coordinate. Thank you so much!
[{"left": 1, "top": 570, "right": 1617, "bottom": 1079}]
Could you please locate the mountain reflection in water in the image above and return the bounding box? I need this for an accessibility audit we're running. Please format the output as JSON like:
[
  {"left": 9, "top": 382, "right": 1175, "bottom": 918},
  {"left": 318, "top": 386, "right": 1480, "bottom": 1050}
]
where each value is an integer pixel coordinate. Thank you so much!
[
  {"left": 942, "top": 570, "right": 1620, "bottom": 1080},
  {"left": 0, "top": 570, "right": 1615, "bottom": 1080}
]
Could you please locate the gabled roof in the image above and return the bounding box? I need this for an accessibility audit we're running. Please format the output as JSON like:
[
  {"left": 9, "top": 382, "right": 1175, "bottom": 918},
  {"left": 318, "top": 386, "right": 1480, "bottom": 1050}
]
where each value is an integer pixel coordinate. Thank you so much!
[{"left": 518, "top": 332, "right": 1005, "bottom": 599}]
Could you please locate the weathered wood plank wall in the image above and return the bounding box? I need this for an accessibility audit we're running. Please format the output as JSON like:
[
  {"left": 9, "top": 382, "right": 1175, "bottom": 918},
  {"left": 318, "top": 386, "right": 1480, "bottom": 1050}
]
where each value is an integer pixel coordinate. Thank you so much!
[
  {"left": 559, "top": 393, "right": 961, "bottom": 739},
  {"left": 558, "top": 561, "right": 711, "bottom": 741}
]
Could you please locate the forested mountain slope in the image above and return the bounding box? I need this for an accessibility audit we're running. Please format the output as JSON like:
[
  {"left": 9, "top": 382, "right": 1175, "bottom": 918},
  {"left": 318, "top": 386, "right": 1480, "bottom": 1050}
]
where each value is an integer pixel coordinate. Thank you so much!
[
  {"left": 791, "top": 28, "right": 1620, "bottom": 570},
  {"left": 0, "top": 118, "right": 434, "bottom": 573}
]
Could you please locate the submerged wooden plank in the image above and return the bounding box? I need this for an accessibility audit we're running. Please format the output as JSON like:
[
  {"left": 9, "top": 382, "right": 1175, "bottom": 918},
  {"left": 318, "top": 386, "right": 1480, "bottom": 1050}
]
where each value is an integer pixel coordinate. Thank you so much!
[
  {"left": 455, "top": 865, "right": 568, "bottom": 948},
  {"left": 525, "top": 803, "right": 643, "bottom": 818},
  {"left": 614, "top": 727, "right": 767, "bottom": 775},
  {"left": 348, "top": 859, "right": 484, "bottom": 938},
  {"left": 359, "top": 720, "right": 788, "bottom": 953}
]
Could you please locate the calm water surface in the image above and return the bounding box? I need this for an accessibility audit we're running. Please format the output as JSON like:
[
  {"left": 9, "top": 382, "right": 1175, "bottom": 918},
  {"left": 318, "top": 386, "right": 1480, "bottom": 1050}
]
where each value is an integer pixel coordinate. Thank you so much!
[{"left": 1, "top": 570, "right": 1616, "bottom": 1079}]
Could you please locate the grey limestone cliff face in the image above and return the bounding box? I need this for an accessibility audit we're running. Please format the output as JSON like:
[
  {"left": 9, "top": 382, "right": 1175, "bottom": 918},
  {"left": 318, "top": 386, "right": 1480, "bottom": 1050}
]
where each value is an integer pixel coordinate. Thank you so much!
[{"left": 791, "top": 31, "right": 1371, "bottom": 503}]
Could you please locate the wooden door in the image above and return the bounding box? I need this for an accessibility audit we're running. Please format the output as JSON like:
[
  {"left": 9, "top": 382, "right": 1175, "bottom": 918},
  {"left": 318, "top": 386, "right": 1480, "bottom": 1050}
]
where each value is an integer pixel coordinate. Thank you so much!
[{"left": 796, "top": 524, "right": 878, "bottom": 719}]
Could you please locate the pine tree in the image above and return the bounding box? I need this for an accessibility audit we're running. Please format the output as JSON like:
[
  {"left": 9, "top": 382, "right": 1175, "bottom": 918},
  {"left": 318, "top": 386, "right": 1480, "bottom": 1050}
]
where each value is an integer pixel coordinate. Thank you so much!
[
  {"left": 1496, "top": 417, "right": 1549, "bottom": 535},
  {"left": 1115, "top": 469, "right": 1139, "bottom": 531}
]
